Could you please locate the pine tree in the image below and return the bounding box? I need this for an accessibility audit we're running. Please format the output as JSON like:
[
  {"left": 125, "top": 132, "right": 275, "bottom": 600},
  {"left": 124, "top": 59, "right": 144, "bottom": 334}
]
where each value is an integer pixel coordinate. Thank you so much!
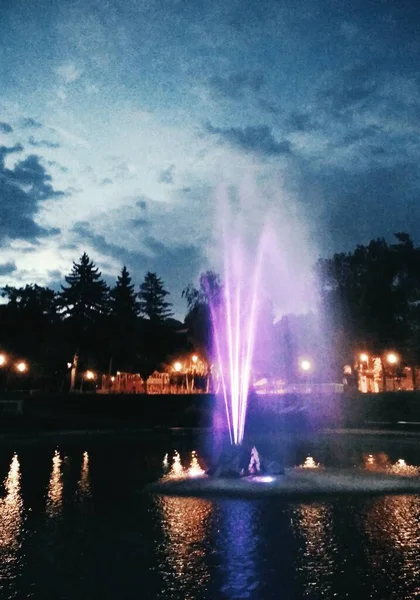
[
  {"left": 110, "top": 266, "right": 139, "bottom": 322},
  {"left": 59, "top": 252, "right": 109, "bottom": 323},
  {"left": 138, "top": 271, "right": 173, "bottom": 322}
]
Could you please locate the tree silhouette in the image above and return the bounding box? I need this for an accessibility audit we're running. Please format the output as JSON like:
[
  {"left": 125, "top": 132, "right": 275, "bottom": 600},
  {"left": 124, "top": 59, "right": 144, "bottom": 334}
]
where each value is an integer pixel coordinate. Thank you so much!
[
  {"left": 59, "top": 252, "right": 109, "bottom": 323},
  {"left": 110, "top": 266, "right": 139, "bottom": 322},
  {"left": 109, "top": 266, "right": 139, "bottom": 371},
  {"left": 138, "top": 271, "right": 173, "bottom": 322},
  {"left": 183, "top": 271, "right": 222, "bottom": 358}
]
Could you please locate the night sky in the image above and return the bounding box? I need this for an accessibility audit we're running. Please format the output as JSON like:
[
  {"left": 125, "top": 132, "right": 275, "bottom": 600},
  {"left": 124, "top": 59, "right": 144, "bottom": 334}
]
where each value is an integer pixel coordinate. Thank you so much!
[{"left": 1, "top": 0, "right": 420, "bottom": 317}]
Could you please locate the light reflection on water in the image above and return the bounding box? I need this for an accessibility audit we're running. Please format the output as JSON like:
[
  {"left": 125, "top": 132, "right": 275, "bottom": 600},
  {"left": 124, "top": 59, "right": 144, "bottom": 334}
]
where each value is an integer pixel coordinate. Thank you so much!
[
  {"left": 46, "top": 450, "right": 64, "bottom": 517},
  {"left": 0, "top": 454, "right": 24, "bottom": 596},
  {"left": 365, "top": 494, "right": 420, "bottom": 598},
  {"left": 76, "top": 451, "right": 91, "bottom": 499},
  {"left": 217, "top": 500, "right": 259, "bottom": 599},
  {"left": 155, "top": 495, "right": 212, "bottom": 599},
  {"left": 0, "top": 445, "right": 420, "bottom": 598},
  {"left": 291, "top": 503, "right": 336, "bottom": 598}
]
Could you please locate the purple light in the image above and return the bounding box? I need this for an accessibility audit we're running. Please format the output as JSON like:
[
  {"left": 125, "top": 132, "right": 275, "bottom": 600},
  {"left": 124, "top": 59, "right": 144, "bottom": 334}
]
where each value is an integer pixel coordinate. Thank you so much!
[{"left": 210, "top": 205, "right": 268, "bottom": 446}]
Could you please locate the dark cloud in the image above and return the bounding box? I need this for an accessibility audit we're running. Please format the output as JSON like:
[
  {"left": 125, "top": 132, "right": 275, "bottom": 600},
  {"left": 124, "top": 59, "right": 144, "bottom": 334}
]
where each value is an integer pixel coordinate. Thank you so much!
[
  {"left": 0, "top": 122, "right": 13, "bottom": 133},
  {"left": 287, "top": 112, "right": 316, "bottom": 132},
  {"left": 21, "top": 117, "right": 43, "bottom": 128},
  {"left": 0, "top": 145, "right": 63, "bottom": 244},
  {"left": 320, "top": 61, "right": 380, "bottom": 117},
  {"left": 101, "top": 177, "right": 113, "bottom": 185},
  {"left": 136, "top": 197, "right": 148, "bottom": 210},
  {"left": 294, "top": 159, "right": 420, "bottom": 255},
  {"left": 0, "top": 261, "right": 17, "bottom": 276},
  {"left": 131, "top": 218, "right": 148, "bottom": 227},
  {"left": 208, "top": 72, "right": 265, "bottom": 100},
  {"left": 206, "top": 122, "right": 292, "bottom": 156},
  {"left": 28, "top": 136, "right": 60, "bottom": 149},
  {"left": 158, "top": 165, "right": 175, "bottom": 184}
]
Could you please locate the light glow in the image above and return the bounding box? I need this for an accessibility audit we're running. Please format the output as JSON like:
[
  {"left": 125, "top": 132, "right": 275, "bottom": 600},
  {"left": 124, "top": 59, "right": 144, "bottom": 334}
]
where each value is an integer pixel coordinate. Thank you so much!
[
  {"left": 85, "top": 370, "right": 95, "bottom": 380},
  {"left": 173, "top": 362, "right": 182, "bottom": 373},
  {"left": 16, "top": 361, "right": 27, "bottom": 373},
  {"left": 360, "top": 353, "right": 369, "bottom": 363},
  {"left": 191, "top": 355, "right": 198, "bottom": 363},
  {"left": 188, "top": 451, "right": 205, "bottom": 477},
  {"left": 386, "top": 352, "right": 398, "bottom": 365},
  {"left": 0, "top": 354, "right": 6, "bottom": 367},
  {"left": 300, "top": 359, "right": 312, "bottom": 372}
]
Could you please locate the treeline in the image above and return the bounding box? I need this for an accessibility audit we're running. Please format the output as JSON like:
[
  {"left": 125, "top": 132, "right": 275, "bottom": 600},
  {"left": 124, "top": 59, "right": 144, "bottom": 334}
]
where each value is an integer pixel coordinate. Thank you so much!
[
  {"left": 0, "top": 252, "right": 190, "bottom": 388},
  {"left": 317, "top": 232, "right": 420, "bottom": 371},
  {"left": 1, "top": 232, "right": 420, "bottom": 390}
]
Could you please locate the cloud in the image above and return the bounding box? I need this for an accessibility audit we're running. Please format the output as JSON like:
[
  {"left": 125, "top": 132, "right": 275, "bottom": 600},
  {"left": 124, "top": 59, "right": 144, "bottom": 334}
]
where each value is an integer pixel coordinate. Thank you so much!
[
  {"left": 28, "top": 136, "right": 60, "bottom": 149},
  {"left": 21, "top": 117, "right": 42, "bottom": 129},
  {"left": 71, "top": 220, "right": 204, "bottom": 317},
  {"left": 0, "top": 122, "right": 13, "bottom": 133},
  {"left": 56, "top": 62, "right": 82, "bottom": 84},
  {"left": 131, "top": 218, "right": 148, "bottom": 227},
  {"left": 158, "top": 164, "right": 175, "bottom": 184},
  {"left": 320, "top": 61, "right": 379, "bottom": 116},
  {"left": 205, "top": 122, "right": 292, "bottom": 156},
  {"left": 101, "top": 177, "right": 113, "bottom": 185},
  {"left": 0, "top": 146, "right": 63, "bottom": 244},
  {"left": 0, "top": 261, "right": 17, "bottom": 276},
  {"left": 208, "top": 72, "right": 265, "bottom": 100},
  {"left": 287, "top": 112, "right": 316, "bottom": 132}
]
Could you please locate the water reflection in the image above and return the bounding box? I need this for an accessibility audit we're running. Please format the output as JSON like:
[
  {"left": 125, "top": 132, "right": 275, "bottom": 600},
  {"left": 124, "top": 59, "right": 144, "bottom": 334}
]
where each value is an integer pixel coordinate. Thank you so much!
[
  {"left": 365, "top": 495, "right": 420, "bottom": 597},
  {"left": 0, "top": 454, "right": 24, "bottom": 595},
  {"left": 46, "top": 450, "right": 63, "bottom": 517},
  {"left": 291, "top": 503, "right": 336, "bottom": 598},
  {"left": 156, "top": 495, "right": 212, "bottom": 599},
  {"left": 218, "top": 501, "right": 259, "bottom": 598},
  {"left": 76, "top": 451, "right": 91, "bottom": 499}
]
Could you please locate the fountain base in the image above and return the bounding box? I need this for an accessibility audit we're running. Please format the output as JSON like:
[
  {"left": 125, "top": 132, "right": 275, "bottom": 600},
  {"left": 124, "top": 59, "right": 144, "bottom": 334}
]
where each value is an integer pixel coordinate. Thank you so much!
[{"left": 146, "top": 468, "right": 420, "bottom": 500}]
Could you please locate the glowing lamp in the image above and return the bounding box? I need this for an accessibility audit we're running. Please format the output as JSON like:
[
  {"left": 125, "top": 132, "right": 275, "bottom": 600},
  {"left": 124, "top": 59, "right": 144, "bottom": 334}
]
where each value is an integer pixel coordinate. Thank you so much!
[
  {"left": 16, "top": 361, "right": 27, "bottom": 373},
  {"left": 386, "top": 352, "right": 398, "bottom": 365},
  {"left": 300, "top": 359, "right": 312, "bottom": 372},
  {"left": 191, "top": 355, "right": 198, "bottom": 363},
  {"left": 0, "top": 354, "right": 6, "bottom": 367},
  {"left": 360, "top": 353, "right": 369, "bottom": 363},
  {"left": 173, "top": 361, "right": 182, "bottom": 372},
  {"left": 85, "top": 370, "right": 95, "bottom": 380}
]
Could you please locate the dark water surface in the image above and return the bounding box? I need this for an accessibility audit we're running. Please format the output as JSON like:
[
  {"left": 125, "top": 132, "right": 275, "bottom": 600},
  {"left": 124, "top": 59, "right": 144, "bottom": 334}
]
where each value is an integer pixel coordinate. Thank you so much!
[{"left": 1, "top": 432, "right": 420, "bottom": 599}]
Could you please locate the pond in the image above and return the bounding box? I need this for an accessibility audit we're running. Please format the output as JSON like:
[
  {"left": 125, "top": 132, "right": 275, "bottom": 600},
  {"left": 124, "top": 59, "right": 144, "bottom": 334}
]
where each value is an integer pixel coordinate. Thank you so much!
[{"left": 1, "top": 431, "right": 420, "bottom": 599}]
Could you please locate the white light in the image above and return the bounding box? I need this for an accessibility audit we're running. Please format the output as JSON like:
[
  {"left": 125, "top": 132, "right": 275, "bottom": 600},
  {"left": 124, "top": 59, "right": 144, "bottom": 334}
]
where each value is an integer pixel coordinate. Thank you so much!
[
  {"left": 387, "top": 353, "right": 398, "bottom": 365},
  {"left": 300, "top": 359, "right": 312, "bottom": 372},
  {"left": 360, "top": 353, "right": 369, "bottom": 362},
  {"left": 16, "top": 361, "right": 27, "bottom": 373},
  {"left": 252, "top": 475, "right": 275, "bottom": 483},
  {"left": 67, "top": 362, "right": 72, "bottom": 369},
  {"left": 85, "top": 370, "right": 95, "bottom": 380},
  {"left": 0, "top": 354, "right": 6, "bottom": 366},
  {"left": 173, "top": 361, "right": 182, "bottom": 372},
  {"left": 191, "top": 355, "right": 198, "bottom": 363}
]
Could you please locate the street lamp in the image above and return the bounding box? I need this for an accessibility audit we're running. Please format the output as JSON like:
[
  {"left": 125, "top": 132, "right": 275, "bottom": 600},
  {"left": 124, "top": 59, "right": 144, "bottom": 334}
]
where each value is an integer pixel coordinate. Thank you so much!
[
  {"left": 85, "top": 370, "right": 95, "bottom": 380},
  {"left": 191, "top": 355, "right": 198, "bottom": 364},
  {"left": 386, "top": 352, "right": 398, "bottom": 365},
  {"left": 0, "top": 354, "right": 6, "bottom": 367},
  {"left": 173, "top": 361, "right": 182, "bottom": 373},
  {"left": 16, "top": 361, "right": 27, "bottom": 373},
  {"left": 360, "top": 353, "right": 369, "bottom": 363}
]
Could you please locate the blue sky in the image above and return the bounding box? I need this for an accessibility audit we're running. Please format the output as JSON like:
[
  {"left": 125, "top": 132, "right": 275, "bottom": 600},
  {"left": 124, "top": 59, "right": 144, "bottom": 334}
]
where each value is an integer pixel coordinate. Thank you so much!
[{"left": 1, "top": 0, "right": 420, "bottom": 318}]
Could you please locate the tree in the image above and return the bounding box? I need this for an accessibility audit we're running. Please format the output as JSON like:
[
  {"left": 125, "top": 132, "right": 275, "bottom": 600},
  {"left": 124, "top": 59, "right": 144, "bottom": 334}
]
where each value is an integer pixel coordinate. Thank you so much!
[
  {"left": 110, "top": 266, "right": 139, "bottom": 322},
  {"left": 138, "top": 272, "right": 173, "bottom": 322},
  {"left": 59, "top": 252, "right": 109, "bottom": 324},
  {"left": 182, "top": 271, "right": 223, "bottom": 358},
  {"left": 109, "top": 266, "right": 139, "bottom": 371}
]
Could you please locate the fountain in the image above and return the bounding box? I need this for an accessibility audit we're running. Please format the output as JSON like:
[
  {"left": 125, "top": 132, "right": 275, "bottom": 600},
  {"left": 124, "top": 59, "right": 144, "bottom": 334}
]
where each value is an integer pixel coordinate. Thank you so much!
[{"left": 146, "top": 189, "right": 420, "bottom": 499}]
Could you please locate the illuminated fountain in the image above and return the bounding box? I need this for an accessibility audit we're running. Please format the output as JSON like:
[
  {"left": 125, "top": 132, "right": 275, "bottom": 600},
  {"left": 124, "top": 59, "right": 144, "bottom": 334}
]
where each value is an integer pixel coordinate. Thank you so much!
[{"left": 146, "top": 188, "right": 420, "bottom": 499}]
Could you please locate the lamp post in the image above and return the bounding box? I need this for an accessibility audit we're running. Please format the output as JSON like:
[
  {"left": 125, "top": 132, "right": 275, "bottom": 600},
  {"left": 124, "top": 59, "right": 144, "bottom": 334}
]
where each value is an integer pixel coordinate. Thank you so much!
[{"left": 386, "top": 352, "right": 399, "bottom": 391}]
